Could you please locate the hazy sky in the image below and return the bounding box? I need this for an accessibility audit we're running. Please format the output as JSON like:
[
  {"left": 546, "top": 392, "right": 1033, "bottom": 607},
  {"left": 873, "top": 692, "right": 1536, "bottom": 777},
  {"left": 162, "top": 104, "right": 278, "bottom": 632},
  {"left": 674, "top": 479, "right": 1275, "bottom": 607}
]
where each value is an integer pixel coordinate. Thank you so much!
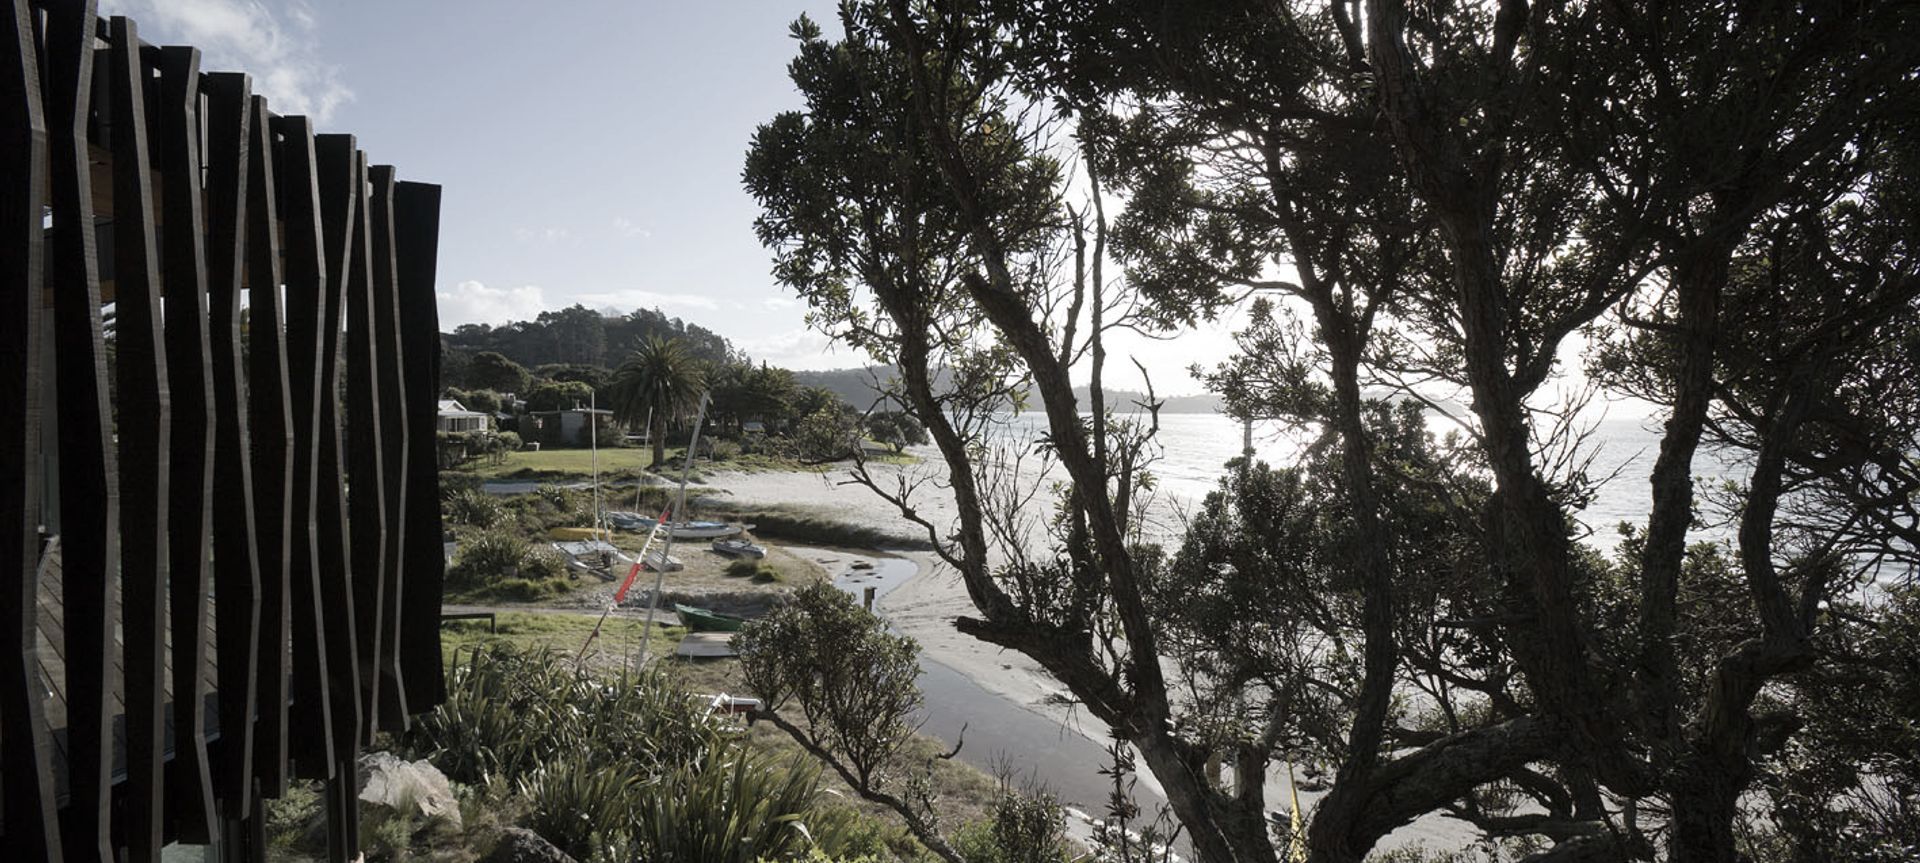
[{"left": 99, "top": 0, "right": 1250, "bottom": 395}]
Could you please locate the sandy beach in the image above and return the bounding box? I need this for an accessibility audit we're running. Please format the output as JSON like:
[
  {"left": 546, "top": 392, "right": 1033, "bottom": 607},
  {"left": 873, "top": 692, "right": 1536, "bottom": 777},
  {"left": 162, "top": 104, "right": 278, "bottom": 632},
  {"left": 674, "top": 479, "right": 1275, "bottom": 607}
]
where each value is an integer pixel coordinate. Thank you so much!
[{"left": 698, "top": 460, "right": 1483, "bottom": 854}]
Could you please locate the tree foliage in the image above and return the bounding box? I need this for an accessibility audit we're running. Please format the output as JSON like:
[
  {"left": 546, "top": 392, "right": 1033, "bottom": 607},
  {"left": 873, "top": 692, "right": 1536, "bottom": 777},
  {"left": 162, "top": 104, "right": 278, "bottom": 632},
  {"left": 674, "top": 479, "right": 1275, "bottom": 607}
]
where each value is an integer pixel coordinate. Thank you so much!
[
  {"left": 607, "top": 335, "right": 707, "bottom": 467},
  {"left": 866, "top": 410, "right": 930, "bottom": 453},
  {"left": 744, "top": 2, "right": 1920, "bottom": 861}
]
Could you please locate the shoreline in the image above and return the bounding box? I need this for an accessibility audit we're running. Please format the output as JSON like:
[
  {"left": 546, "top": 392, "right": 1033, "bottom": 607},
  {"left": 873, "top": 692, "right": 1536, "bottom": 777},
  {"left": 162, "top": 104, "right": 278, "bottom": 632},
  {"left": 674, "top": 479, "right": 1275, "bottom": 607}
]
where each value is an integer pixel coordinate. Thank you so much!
[{"left": 698, "top": 463, "right": 1480, "bottom": 854}]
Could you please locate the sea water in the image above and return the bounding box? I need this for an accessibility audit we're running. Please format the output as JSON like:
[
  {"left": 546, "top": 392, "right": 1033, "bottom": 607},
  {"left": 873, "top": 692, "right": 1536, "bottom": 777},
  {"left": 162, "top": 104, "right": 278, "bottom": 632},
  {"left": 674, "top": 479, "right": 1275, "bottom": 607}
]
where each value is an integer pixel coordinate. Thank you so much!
[{"left": 991, "top": 410, "right": 1745, "bottom": 556}]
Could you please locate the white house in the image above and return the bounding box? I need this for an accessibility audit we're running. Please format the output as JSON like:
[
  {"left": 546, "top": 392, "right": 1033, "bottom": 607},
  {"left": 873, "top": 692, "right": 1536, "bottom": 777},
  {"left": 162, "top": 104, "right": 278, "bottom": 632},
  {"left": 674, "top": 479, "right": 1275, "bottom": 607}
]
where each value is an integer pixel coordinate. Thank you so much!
[{"left": 436, "top": 399, "right": 492, "bottom": 433}]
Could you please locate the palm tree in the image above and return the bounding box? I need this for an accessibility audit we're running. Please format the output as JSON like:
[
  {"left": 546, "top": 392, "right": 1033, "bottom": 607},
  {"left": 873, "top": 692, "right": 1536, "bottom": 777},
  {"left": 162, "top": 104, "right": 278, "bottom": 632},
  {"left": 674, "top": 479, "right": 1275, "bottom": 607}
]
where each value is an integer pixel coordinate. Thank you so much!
[{"left": 608, "top": 336, "right": 706, "bottom": 468}]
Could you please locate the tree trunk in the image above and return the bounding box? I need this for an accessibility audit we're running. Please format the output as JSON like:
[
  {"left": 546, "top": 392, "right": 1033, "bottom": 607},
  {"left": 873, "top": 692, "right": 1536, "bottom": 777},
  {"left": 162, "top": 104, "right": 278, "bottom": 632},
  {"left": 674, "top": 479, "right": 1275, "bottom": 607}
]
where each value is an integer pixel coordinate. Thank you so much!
[{"left": 650, "top": 413, "right": 665, "bottom": 469}]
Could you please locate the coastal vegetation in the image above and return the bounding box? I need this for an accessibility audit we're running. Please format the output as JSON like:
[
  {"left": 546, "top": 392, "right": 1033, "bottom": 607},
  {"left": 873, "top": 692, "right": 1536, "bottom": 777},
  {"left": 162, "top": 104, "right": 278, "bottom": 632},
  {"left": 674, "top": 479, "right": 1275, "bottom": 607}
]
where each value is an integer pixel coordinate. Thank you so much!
[{"left": 740, "top": 2, "right": 1920, "bottom": 862}]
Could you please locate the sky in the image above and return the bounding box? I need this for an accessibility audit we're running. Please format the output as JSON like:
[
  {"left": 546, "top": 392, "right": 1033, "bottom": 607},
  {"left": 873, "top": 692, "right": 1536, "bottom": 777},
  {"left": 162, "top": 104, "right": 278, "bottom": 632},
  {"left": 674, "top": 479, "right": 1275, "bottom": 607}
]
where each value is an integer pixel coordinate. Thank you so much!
[{"left": 98, "top": 0, "right": 1251, "bottom": 396}]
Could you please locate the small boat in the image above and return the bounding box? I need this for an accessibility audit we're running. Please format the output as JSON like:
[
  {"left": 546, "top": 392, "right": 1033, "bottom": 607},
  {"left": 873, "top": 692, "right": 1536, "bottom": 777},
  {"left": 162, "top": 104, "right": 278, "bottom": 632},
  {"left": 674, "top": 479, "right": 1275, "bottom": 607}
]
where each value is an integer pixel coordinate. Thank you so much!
[
  {"left": 552, "top": 540, "right": 624, "bottom": 573},
  {"left": 605, "top": 510, "right": 651, "bottom": 531},
  {"left": 548, "top": 526, "right": 609, "bottom": 541},
  {"left": 674, "top": 603, "right": 748, "bottom": 633},
  {"left": 710, "top": 538, "right": 766, "bottom": 559},
  {"left": 668, "top": 520, "right": 743, "bottom": 539}
]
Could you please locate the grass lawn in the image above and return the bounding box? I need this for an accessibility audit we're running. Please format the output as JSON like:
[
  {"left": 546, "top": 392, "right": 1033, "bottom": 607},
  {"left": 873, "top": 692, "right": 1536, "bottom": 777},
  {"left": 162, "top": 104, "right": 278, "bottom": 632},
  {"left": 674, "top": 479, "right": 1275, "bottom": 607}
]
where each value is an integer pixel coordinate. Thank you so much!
[{"left": 440, "top": 610, "right": 686, "bottom": 673}]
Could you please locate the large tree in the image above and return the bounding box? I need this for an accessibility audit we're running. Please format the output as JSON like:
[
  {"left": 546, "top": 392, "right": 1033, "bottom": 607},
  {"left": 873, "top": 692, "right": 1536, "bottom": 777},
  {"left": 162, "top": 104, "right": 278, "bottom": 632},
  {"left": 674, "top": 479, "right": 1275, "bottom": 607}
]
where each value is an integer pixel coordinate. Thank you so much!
[
  {"left": 748, "top": 2, "right": 1920, "bottom": 861},
  {"left": 466, "top": 350, "right": 531, "bottom": 395},
  {"left": 607, "top": 335, "right": 707, "bottom": 468}
]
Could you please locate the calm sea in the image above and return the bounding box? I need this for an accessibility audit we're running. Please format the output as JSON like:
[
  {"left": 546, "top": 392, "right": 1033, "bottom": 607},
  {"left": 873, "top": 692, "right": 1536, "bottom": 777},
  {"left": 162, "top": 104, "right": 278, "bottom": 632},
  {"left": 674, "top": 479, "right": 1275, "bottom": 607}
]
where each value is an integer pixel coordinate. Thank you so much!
[{"left": 993, "top": 410, "right": 1743, "bottom": 554}]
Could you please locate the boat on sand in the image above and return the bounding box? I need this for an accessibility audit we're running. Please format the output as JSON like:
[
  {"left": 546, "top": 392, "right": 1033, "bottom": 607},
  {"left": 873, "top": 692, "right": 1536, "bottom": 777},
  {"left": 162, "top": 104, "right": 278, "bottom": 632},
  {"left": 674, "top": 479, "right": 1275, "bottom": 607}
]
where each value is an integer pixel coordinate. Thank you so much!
[
  {"left": 654, "top": 519, "right": 743, "bottom": 539},
  {"left": 674, "top": 603, "right": 749, "bottom": 632},
  {"left": 710, "top": 537, "right": 767, "bottom": 559}
]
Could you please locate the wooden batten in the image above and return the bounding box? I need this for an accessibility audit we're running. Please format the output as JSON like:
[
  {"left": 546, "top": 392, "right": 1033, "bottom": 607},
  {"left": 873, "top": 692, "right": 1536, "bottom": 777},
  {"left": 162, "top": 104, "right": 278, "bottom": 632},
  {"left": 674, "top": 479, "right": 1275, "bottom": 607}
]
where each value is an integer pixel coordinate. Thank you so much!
[{"left": 6, "top": 8, "right": 443, "bottom": 860}]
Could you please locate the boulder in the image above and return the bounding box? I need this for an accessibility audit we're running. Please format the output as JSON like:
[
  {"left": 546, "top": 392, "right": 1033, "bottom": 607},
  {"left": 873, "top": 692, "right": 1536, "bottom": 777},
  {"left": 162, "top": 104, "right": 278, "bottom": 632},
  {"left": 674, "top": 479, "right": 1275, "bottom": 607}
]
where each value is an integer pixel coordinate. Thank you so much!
[
  {"left": 484, "top": 827, "right": 577, "bottom": 863},
  {"left": 357, "top": 751, "right": 462, "bottom": 829}
]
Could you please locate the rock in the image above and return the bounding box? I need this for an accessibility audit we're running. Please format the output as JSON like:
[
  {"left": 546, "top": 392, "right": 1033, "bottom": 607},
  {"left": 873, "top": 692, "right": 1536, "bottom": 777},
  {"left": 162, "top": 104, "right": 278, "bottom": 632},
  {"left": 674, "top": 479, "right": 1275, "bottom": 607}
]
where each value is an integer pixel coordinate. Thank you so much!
[
  {"left": 851, "top": 561, "right": 875, "bottom": 570},
  {"left": 358, "top": 751, "right": 462, "bottom": 829},
  {"left": 484, "top": 827, "right": 577, "bottom": 863}
]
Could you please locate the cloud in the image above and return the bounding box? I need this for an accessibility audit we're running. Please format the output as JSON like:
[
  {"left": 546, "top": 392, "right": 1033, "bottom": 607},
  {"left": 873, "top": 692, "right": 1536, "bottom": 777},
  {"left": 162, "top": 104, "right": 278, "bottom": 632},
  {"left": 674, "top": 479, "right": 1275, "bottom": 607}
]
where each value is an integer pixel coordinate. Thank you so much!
[
  {"left": 575, "top": 289, "right": 718, "bottom": 312},
  {"left": 104, "top": 0, "right": 353, "bottom": 124},
  {"left": 436, "top": 280, "right": 548, "bottom": 328},
  {"left": 737, "top": 327, "right": 846, "bottom": 369},
  {"left": 612, "top": 217, "right": 652, "bottom": 240},
  {"left": 760, "top": 295, "right": 804, "bottom": 311}
]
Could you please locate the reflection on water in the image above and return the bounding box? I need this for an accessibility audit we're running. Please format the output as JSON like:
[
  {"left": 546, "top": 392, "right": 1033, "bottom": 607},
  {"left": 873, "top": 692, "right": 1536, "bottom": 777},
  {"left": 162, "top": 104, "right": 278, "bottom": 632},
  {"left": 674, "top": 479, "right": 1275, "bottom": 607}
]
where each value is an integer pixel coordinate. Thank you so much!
[{"left": 990, "top": 410, "right": 1745, "bottom": 553}]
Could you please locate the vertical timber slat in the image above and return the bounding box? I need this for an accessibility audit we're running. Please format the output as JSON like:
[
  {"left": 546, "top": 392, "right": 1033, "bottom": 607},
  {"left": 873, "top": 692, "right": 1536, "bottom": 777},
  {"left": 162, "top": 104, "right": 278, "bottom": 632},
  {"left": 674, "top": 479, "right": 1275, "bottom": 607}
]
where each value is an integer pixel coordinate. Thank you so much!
[
  {"left": 9, "top": 9, "right": 444, "bottom": 857},
  {"left": 153, "top": 43, "right": 220, "bottom": 843},
  {"left": 313, "top": 133, "right": 364, "bottom": 758},
  {"left": 367, "top": 165, "right": 411, "bottom": 729},
  {"left": 271, "top": 114, "right": 338, "bottom": 780},
  {"left": 43, "top": 2, "right": 121, "bottom": 858},
  {"left": 314, "top": 133, "right": 366, "bottom": 862},
  {"left": 344, "top": 149, "right": 389, "bottom": 742},
  {"left": 394, "top": 181, "right": 446, "bottom": 710},
  {"left": 0, "top": 1, "right": 63, "bottom": 858},
  {"left": 107, "top": 16, "right": 171, "bottom": 862},
  {"left": 200, "top": 69, "right": 263, "bottom": 820},
  {"left": 244, "top": 96, "right": 295, "bottom": 797}
]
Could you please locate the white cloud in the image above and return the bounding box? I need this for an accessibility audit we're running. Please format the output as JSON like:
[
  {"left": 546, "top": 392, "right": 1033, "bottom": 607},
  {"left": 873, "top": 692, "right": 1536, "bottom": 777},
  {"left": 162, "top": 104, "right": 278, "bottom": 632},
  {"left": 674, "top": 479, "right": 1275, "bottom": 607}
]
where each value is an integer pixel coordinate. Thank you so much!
[
  {"left": 737, "top": 327, "right": 847, "bottom": 370},
  {"left": 612, "top": 217, "right": 652, "bottom": 240},
  {"left": 105, "top": 0, "right": 353, "bottom": 124},
  {"left": 760, "top": 295, "right": 804, "bottom": 311},
  {"left": 575, "top": 289, "right": 718, "bottom": 312},
  {"left": 436, "top": 280, "right": 548, "bottom": 328}
]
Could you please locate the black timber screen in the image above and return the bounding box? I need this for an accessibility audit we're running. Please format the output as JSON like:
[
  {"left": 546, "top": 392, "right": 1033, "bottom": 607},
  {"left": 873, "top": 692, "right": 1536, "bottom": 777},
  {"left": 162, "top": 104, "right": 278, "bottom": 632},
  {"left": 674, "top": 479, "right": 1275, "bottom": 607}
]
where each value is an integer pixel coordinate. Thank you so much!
[{"left": 2, "top": 3, "right": 447, "bottom": 861}]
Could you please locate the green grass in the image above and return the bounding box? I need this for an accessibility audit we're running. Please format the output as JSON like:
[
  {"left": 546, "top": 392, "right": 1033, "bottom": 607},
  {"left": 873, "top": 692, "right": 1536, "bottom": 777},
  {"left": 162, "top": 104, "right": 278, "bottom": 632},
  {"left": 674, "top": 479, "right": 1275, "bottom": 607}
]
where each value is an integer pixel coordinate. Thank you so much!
[{"left": 440, "top": 611, "right": 686, "bottom": 668}]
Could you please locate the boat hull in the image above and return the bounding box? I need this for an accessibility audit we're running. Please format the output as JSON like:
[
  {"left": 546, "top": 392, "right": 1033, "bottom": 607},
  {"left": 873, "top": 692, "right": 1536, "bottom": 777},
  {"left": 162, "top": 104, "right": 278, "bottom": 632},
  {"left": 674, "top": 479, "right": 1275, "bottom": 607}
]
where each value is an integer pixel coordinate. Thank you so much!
[{"left": 674, "top": 603, "right": 748, "bottom": 632}]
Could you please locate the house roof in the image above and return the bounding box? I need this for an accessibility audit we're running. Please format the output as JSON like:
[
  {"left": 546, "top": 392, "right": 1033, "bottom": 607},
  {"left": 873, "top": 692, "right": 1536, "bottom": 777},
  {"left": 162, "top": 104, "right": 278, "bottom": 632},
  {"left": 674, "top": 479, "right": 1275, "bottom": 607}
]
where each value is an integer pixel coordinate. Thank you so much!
[{"left": 438, "top": 399, "right": 488, "bottom": 418}]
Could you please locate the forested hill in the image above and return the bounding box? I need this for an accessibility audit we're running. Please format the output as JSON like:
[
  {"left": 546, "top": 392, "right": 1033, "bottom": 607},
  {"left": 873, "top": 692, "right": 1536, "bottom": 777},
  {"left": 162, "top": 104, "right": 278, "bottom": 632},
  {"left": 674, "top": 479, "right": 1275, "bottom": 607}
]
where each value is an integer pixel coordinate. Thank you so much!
[
  {"left": 441, "top": 306, "right": 1224, "bottom": 412},
  {"left": 796, "top": 366, "right": 1225, "bottom": 413},
  {"left": 441, "top": 304, "right": 737, "bottom": 381}
]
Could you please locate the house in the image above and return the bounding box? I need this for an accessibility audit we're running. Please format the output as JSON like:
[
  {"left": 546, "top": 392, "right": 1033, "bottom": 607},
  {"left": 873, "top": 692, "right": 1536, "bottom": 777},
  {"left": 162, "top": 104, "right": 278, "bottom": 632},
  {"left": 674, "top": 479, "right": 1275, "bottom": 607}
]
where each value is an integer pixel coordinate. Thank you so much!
[
  {"left": 526, "top": 407, "right": 616, "bottom": 448},
  {"left": 437, "top": 398, "right": 493, "bottom": 433}
]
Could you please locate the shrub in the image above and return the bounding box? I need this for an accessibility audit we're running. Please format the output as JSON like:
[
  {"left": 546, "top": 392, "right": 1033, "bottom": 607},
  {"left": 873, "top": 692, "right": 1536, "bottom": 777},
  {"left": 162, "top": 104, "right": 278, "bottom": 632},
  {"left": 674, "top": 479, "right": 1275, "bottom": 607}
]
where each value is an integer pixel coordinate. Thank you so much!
[
  {"left": 447, "top": 529, "right": 570, "bottom": 601},
  {"left": 953, "top": 789, "right": 1073, "bottom": 863},
  {"left": 403, "top": 646, "right": 718, "bottom": 787},
  {"left": 444, "top": 488, "right": 505, "bottom": 528},
  {"left": 519, "top": 754, "right": 646, "bottom": 859},
  {"left": 404, "top": 645, "right": 872, "bottom": 863},
  {"left": 628, "top": 748, "right": 860, "bottom": 863},
  {"left": 450, "top": 529, "right": 528, "bottom": 586},
  {"left": 723, "top": 559, "right": 781, "bottom": 583},
  {"left": 495, "top": 430, "right": 522, "bottom": 452}
]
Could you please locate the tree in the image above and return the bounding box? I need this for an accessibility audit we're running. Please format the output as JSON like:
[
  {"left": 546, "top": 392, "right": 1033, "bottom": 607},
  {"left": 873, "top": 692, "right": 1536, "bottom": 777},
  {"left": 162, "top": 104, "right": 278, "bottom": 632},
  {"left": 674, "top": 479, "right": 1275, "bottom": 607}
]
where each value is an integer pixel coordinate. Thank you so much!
[
  {"left": 467, "top": 350, "right": 531, "bottom": 395},
  {"left": 866, "top": 410, "right": 928, "bottom": 454},
  {"left": 793, "top": 406, "right": 862, "bottom": 463},
  {"left": 748, "top": 2, "right": 1920, "bottom": 861},
  {"left": 607, "top": 336, "right": 706, "bottom": 468},
  {"left": 461, "top": 389, "right": 503, "bottom": 413},
  {"left": 533, "top": 362, "right": 609, "bottom": 391},
  {"left": 737, "top": 583, "right": 965, "bottom": 863},
  {"left": 523, "top": 380, "right": 595, "bottom": 413}
]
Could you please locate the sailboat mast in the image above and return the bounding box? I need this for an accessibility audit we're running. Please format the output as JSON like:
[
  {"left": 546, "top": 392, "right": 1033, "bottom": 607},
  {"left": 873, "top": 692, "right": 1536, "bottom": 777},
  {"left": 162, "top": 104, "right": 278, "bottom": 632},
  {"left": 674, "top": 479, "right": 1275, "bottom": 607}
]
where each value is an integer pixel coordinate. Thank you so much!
[
  {"left": 638, "top": 391, "right": 710, "bottom": 664},
  {"left": 591, "top": 390, "right": 601, "bottom": 538}
]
